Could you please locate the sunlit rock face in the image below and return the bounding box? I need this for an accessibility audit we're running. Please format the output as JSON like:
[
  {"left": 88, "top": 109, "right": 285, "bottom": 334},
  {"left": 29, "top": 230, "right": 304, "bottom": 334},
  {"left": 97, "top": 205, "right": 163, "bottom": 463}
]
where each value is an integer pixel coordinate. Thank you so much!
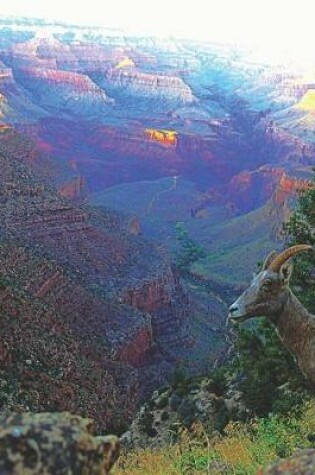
[
  {"left": 145, "top": 129, "right": 178, "bottom": 147},
  {"left": 296, "top": 89, "right": 315, "bottom": 111}
]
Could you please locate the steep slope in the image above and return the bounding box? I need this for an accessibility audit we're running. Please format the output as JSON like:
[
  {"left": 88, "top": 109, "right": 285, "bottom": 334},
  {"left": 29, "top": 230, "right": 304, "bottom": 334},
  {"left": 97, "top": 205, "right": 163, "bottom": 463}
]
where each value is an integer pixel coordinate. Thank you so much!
[
  {"left": 0, "top": 251, "right": 134, "bottom": 433},
  {"left": 0, "top": 130, "right": 200, "bottom": 396},
  {"left": 0, "top": 64, "right": 47, "bottom": 123}
]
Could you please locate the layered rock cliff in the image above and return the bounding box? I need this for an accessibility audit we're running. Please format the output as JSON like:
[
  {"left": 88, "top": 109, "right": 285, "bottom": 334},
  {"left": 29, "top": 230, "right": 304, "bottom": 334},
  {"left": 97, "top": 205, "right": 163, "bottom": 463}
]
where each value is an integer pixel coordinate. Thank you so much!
[
  {"left": 2, "top": 35, "right": 136, "bottom": 73},
  {"left": 195, "top": 166, "right": 313, "bottom": 217},
  {"left": 14, "top": 67, "right": 112, "bottom": 116},
  {"left": 0, "top": 131, "right": 193, "bottom": 403},
  {"left": 225, "top": 167, "right": 308, "bottom": 213},
  {"left": 99, "top": 68, "right": 195, "bottom": 103}
]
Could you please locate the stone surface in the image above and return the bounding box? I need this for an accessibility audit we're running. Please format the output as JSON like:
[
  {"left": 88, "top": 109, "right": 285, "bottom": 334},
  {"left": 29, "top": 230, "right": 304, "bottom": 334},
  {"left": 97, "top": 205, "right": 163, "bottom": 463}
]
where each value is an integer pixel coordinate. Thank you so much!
[
  {"left": 122, "top": 381, "right": 228, "bottom": 448},
  {"left": 0, "top": 412, "right": 119, "bottom": 474}
]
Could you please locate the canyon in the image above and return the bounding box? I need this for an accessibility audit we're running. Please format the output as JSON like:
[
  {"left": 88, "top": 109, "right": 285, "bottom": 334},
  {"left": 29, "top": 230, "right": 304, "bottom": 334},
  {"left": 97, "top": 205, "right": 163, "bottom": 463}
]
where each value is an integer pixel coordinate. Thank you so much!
[{"left": 0, "top": 19, "right": 314, "bottom": 429}]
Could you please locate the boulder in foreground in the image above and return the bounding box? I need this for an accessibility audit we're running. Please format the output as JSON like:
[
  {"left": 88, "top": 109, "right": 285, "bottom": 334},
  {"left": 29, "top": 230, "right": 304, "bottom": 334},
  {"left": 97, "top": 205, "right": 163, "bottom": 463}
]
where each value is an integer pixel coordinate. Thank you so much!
[{"left": 0, "top": 412, "right": 119, "bottom": 474}]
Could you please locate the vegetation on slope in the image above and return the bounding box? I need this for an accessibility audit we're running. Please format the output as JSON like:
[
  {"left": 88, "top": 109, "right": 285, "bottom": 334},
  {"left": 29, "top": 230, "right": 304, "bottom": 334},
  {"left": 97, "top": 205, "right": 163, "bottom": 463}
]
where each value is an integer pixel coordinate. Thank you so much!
[
  {"left": 283, "top": 169, "right": 315, "bottom": 313},
  {"left": 114, "top": 400, "right": 315, "bottom": 474},
  {"left": 231, "top": 319, "right": 309, "bottom": 416},
  {"left": 175, "top": 222, "right": 206, "bottom": 274},
  {"left": 114, "top": 171, "right": 315, "bottom": 473}
]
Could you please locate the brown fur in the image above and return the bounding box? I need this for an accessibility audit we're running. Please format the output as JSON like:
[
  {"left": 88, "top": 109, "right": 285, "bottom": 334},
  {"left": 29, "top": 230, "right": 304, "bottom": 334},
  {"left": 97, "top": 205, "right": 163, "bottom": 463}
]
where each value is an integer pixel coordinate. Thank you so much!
[
  {"left": 228, "top": 245, "right": 315, "bottom": 383},
  {"left": 276, "top": 290, "right": 315, "bottom": 382}
]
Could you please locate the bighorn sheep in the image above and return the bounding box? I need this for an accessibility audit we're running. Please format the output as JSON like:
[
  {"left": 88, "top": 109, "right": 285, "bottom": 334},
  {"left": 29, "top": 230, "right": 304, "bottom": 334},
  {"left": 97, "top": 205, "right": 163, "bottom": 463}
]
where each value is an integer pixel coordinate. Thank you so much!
[{"left": 228, "top": 245, "right": 315, "bottom": 384}]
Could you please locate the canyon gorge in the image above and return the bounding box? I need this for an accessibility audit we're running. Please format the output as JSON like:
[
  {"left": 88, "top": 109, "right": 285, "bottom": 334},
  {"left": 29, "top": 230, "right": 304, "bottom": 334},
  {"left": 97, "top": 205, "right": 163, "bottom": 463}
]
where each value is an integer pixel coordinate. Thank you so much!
[{"left": 0, "top": 18, "right": 314, "bottom": 432}]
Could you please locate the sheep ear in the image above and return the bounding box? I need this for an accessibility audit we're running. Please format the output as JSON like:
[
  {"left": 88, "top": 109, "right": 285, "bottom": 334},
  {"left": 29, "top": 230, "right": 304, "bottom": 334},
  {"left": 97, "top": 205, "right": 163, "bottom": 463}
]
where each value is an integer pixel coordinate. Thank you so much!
[
  {"left": 280, "top": 262, "right": 293, "bottom": 285},
  {"left": 262, "top": 251, "right": 278, "bottom": 270}
]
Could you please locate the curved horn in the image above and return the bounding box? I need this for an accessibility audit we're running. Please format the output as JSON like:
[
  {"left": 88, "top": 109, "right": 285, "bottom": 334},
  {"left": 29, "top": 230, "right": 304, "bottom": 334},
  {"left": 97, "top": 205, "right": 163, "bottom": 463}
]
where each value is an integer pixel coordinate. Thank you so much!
[
  {"left": 269, "top": 244, "right": 313, "bottom": 272},
  {"left": 262, "top": 250, "right": 278, "bottom": 270}
]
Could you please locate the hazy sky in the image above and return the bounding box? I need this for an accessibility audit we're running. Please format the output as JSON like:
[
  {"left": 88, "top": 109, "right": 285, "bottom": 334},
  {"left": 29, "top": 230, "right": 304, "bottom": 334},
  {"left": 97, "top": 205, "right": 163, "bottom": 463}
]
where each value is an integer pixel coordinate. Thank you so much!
[{"left": 0, "top": 0, "right": 314, "bottom": 64}]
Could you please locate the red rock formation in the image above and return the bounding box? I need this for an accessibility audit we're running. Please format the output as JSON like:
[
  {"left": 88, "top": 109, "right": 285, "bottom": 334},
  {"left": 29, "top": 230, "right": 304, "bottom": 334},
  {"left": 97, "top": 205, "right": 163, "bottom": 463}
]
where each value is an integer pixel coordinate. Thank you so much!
[
  {"left": 145, "top": 129, "right": 177, "bottom": 148},
  {"left": 191, "top": 164, "right": 313, "bottom": 217},
  {"left": 216, "top": 166, "right": 312, "bottom": 213},
  {"left": 262, "top": 119, "right": 315, "bottom": 160},
  {"left": 274, "top": 173, "right": 313, "bottom": 205},
  {"left": 58, "top": 176, "right": 87, "bottom": 200},
  {"left": 117, "top": 325, "right": 153, "bottom": 367},
  {"left": 121, "top": 268, "right": 175, "bottom": 313}
]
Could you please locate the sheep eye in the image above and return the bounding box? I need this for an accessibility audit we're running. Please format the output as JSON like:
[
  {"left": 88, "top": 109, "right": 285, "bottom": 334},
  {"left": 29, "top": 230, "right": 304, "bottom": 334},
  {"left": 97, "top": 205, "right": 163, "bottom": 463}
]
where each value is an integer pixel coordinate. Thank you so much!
[{"left": 262, "top": 279, "right": 273, "bottom": 290}]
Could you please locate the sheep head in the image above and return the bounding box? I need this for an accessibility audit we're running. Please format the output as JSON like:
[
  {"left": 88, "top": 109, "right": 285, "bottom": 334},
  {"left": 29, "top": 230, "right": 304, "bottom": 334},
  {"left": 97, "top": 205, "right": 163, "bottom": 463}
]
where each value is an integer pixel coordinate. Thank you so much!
[{"left": 228, "top": 245, "right": 313, "bottom": 324}]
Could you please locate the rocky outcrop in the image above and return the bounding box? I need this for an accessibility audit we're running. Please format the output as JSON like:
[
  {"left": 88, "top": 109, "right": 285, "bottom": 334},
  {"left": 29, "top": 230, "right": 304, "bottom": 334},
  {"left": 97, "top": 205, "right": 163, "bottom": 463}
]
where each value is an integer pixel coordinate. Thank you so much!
[
  {"left": 2, "top": 37, "right": 58, "bottom": 69},
  {"left": 118, "top": 265, "right": 192, "bottom": 363},
  {"left": 145, "top": 128, "right": 177, "bottom": 148},
  {"left": 117, "top": 324, "right": 153, "bottom": 367},
  {"left": 121, "top": 378, "right": 228, "bottom": 449},
  {"left": 0, "top": 262, "right": 137, "bottom": 432},
  {"left": 68, "top": 43, "right": 119, "bottom": 71},
  {"left": 0, "top": 412, "right": 119, "bottom": 475},
  {"left": 19, "top": 66, "right": 97, "bottom": 88},
  {"left": 273, "top": 172, "right": 313, "bottom": 205},
  {"left": 121, "top": 267, "right": 176, "bottom": 313},
  {"left": 0, "top": 239, "right": 152, "bottom": 381}
]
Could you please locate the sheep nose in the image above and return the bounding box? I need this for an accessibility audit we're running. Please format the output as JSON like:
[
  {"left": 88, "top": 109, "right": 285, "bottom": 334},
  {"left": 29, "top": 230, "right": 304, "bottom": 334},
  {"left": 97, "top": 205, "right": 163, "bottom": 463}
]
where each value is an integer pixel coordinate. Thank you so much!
[{"left": 229, "top": 305, "right": 238, "bottom": 315}]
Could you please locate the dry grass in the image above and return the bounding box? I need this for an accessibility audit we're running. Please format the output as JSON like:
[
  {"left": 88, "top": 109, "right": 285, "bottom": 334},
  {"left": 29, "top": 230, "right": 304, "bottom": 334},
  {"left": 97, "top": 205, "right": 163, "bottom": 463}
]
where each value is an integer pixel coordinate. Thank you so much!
[
  {"left": 113, "top": 445, "right": 178, "bottom": 475},
  {"left": 113, "top": 401, "right": 315, "bottom": 474}
]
